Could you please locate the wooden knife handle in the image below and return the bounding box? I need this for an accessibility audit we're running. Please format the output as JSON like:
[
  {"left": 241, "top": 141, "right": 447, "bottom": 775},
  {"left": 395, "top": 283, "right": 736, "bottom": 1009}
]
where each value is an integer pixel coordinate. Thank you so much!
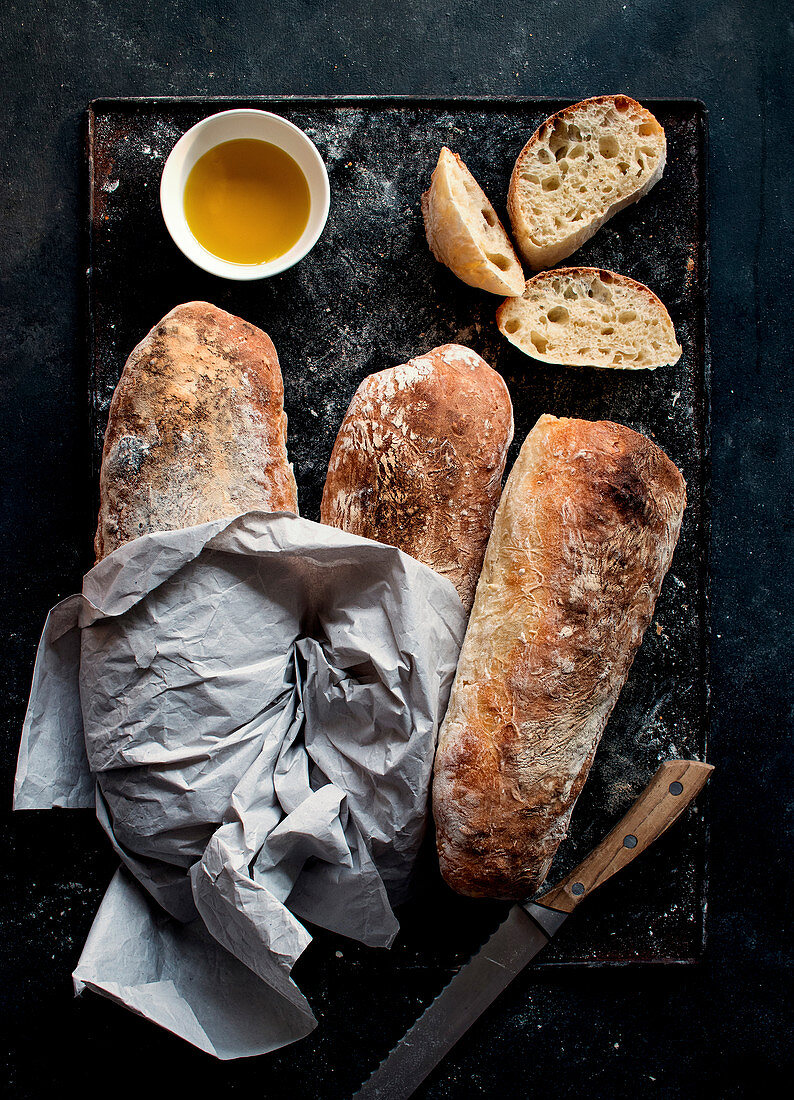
[{"left": 535, "top": 759, "right": 714, "bottom": 914}]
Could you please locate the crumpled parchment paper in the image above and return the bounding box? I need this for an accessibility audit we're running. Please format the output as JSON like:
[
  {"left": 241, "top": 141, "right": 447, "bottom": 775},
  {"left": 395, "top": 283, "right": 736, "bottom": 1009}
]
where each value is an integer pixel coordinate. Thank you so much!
[{"left": 14, "top": 511, "right": 466, "bottom": 1058}]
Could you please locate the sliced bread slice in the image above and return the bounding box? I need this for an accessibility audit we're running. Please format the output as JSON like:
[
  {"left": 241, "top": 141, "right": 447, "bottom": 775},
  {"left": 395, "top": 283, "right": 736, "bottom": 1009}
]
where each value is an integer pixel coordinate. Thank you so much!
[
  {"left": 422, "top": 147, "right": 525, "bottom": 296},
  {"left": 496, "top": 268, "right": 682, "bottom": 369},
  {"left": 508, "top": 96, "right": 666, "bottom": 270}
]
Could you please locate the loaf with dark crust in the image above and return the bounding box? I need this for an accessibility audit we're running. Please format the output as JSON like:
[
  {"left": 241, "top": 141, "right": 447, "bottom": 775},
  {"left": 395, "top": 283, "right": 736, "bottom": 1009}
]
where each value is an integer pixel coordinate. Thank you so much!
[
  {"left": 95, "top": 302, "right": 298, "bottom": 561},
  {"left": 320, "top": 344, "right": 514, "bottom": 611},
  {"left": 432, "top": 414, "right": 686, "bottom": 899}
]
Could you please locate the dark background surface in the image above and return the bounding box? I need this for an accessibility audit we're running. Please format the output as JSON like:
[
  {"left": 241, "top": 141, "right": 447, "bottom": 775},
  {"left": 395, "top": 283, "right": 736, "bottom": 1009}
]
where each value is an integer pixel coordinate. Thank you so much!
[{"left": 1, "top": 1, "right": 791, "bottom": 1097}]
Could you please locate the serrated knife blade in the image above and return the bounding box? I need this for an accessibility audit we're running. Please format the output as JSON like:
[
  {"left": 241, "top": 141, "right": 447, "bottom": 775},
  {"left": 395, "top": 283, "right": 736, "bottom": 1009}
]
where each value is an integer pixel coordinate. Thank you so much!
[
  {"left": 352, "top": 759, "right": 713, "bottom": 1100},
  {"left": 353, "top": 901, "right": 566, "bottom": 1100}
]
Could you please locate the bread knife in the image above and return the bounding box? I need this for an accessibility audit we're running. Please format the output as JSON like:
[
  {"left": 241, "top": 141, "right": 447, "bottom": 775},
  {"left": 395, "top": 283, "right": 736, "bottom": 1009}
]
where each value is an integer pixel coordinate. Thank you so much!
[{"left": 352, "top": 759, "right": 713, "bottom": 1100}]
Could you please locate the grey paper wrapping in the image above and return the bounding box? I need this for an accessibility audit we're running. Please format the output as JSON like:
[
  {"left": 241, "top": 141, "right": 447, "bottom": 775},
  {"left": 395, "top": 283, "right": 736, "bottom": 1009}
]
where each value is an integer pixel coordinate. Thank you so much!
[{"left": 14, "top": 511, "right": 466, "bottom": 1058}]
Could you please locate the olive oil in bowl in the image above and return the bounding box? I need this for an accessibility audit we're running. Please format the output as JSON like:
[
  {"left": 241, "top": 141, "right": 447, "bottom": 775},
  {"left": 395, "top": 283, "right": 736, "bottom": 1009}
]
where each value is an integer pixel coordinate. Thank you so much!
[{"left": 184, "top": 139, "right": 311, "bottom": 265}]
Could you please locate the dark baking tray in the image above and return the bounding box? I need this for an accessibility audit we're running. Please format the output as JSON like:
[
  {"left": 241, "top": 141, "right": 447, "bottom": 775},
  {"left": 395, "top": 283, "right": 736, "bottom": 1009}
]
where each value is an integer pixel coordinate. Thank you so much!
[{"left": 86, "top": 96, "right": 710, "bottom": 981}]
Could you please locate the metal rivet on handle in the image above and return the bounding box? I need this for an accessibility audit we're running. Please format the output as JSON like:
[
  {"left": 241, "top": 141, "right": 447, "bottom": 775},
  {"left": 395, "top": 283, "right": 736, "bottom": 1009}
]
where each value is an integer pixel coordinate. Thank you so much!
[
  {"left": 571, "top": 882, "right": 585, "bottom": 895},
  {"left": 669, "top": 781, "right": 684, "bottom": 795},
  {"left": 623, "top": 834, "right": 638, "bottom": 848}
]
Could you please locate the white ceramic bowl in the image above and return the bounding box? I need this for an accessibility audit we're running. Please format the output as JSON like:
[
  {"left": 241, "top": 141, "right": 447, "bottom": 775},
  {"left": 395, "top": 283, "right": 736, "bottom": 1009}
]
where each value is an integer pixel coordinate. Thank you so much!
[{"left": 160, "top": 109, "right": 330, "bottom": 280}]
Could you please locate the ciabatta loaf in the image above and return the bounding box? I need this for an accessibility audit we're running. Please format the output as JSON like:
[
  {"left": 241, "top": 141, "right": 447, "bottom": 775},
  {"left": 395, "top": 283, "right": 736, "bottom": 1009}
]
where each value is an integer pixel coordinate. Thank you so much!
[
  {"left": 433, "top": 415, "right": 686, "bottom": 899},
  {"left": 496, "top": 267, "right": 681, "bottom": 369},
  {"left": 321, "top": 344, "right": 513, "bottom": 611},
  {"left": 422, "top": 147, "right": 524, "bottom": 297},
  {"left": 95, "top": 302, "right": 298, "bottom": 560},
  {"left": 508, "top": 96, "right": 666, "bottom": 269}
]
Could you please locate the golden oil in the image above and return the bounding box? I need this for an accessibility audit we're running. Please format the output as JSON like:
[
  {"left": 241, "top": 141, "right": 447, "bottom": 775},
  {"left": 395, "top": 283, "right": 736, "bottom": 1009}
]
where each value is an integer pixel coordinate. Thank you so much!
[{"left": 184, "top": 139, "right": 310, "bottom": 265}]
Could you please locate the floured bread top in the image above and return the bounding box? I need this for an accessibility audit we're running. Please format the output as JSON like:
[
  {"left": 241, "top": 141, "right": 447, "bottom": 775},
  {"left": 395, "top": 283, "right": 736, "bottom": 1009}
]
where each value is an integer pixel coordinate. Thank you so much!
[
  {"left": 95, "top": 301, "right": 298, "bottom": 560},
  {"left": 321, "top": 343, "right": 514, "bottom": 610},
  {"left": 508, "top": 95, "right": 666, "bottom": 269},
  {"left": 422, "top": 147, "right": 524, "bottom": 297},
  {"left": 497, "top": 268, "right": 681, "bottom": 369}
]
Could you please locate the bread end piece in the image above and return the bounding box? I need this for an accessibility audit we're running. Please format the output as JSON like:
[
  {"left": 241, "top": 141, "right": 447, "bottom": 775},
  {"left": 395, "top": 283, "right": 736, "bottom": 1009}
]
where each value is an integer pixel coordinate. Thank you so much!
[
  {"left": 507, "top": 95, "right": 666, "bottom": 270},
  {"left": 496, "top": 267, "right": 682, "bottom": 370},
  {"left": 423, "top": 147, "right": 524, "bottom": 297}
]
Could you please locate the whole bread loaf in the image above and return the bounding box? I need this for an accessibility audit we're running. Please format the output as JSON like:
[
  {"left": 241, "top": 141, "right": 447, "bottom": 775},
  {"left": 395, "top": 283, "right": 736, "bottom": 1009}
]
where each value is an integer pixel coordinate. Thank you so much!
[
  {"left": 432, "top": 414, "right": 686, "bottom": 898},
  {"left": 508, "top": 95, "right": 666, "bottom": 270},
  {"left": 321, "top": 344, "right": 514, "bottom": 611},
  {"left": 95, "top": 302, "right": 298, "bottom": 560}
]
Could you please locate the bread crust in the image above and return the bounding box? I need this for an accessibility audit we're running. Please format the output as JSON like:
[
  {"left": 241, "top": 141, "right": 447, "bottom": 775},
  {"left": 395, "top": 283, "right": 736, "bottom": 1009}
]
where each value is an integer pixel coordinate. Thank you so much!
[
  {"left": 320, "top": 344, "right": 514, "bottom": 611},
  {"left": 432, "top": 414, "right": 686, "bottom": 898},
  {"left": 422, "top": 148, "right": 524, "bottom": 296},
  {"left": 507, "top": 95, "right": 666, "bottom": 270},
  {"left": 95, "top": 302, "right": 298, "bottom": 561},
  {"left": 496, "top": 267, "right": 682, "bottom": 369}
]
